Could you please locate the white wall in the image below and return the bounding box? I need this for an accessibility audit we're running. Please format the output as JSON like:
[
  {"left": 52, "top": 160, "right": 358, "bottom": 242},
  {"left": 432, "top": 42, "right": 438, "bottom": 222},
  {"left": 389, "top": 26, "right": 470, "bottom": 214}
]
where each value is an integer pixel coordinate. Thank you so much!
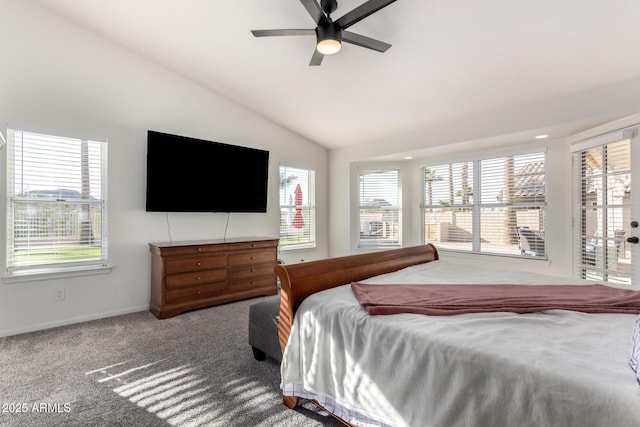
[
  {"left": 4, "top": 1, "right": 640, "bottom": 337},
  {"left": 330, "top": 136, "right": 575, "bottom": 277},
  {"left": 408, "top": 138, "right": 574, "bottom": 277},
  {"left": 329, "top": 80, "right": 640, "bottom": 276},
  {"left": 0, "top": 0, "right": 329, "bottom": 336}
]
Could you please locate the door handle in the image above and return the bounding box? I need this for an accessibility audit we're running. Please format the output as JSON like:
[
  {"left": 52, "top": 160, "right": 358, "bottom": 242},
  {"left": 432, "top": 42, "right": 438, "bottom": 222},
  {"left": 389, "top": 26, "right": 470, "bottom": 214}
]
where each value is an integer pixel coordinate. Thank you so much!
[{"left": 627, "top": 236, "right": 639, "bottom": 244}]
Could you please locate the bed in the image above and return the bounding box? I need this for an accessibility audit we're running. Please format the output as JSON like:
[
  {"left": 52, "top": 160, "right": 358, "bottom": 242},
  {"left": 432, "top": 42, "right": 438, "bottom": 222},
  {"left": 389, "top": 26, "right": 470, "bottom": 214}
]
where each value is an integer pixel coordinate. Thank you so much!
[{"left": 274, "top": 244, "right": 640, "bottom": 427}]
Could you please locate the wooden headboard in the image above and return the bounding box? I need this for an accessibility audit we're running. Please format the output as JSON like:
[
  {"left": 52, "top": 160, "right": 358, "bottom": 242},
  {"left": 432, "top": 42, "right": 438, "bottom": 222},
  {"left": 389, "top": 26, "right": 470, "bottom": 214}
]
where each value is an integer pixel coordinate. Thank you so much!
[{"left": 275, "top": 244, "right": 438, "bottom": 351}]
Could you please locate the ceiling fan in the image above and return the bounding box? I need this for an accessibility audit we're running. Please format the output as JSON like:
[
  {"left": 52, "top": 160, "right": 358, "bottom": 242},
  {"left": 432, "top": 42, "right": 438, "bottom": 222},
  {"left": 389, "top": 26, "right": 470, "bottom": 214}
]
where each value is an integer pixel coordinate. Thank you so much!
[{"left": 251, "top": 0, "right": 397, "bottom": 66}]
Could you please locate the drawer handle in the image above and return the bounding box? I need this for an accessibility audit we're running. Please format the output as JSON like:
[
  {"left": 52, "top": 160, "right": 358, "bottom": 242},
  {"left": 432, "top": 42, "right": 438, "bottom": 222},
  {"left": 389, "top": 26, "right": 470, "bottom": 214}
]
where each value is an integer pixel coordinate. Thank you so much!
[
  {"left": 196, "top": 290, "right": 201, "bottom": 295},
  {"left": 197, "top": 262, "right": 202, "bottom": 266},
  {"left": 250, "top": 256, "right": 255, "bottom": 260},
  {"left": 198, "top": 248, "right": 202, "bottom": 252},
  {"left": 250, "top": 268, "right": 255, "bottom": 272},
  {"left": 197, "top": 276, "right": 202, "bottom": 280},
  {"left": 251, "top": 244, "right": 255, "bottom": 247}
]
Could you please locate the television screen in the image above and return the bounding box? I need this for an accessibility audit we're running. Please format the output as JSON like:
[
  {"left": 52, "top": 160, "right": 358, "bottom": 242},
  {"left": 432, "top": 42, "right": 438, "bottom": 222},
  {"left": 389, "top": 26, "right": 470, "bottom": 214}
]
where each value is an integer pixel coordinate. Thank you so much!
[{"left": 145, "top": 130, "right": 269, "bottom": 213}]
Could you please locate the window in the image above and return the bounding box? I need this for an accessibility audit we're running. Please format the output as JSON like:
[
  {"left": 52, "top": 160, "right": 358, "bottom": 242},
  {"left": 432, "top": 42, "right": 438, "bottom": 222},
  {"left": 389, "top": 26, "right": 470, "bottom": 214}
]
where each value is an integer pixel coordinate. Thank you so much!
[
  {"left": 358, "top": 168, "right": 400, "bottom": 248},
  {"left": 573, "top": 135, "right": 631, "bottom": 285},
  {"left": 423, "top": 152, "right": 546, "bottom": 257},
  {"left": 279, "top": 165, "right": 315, "bottom": 249},
  {"left": 6, "top": 129, "right": 108, "bottom": 275}
]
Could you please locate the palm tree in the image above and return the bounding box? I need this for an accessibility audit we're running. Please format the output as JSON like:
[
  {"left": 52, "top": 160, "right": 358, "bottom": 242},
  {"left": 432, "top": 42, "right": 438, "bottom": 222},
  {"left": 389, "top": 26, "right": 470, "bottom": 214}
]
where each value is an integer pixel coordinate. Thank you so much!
[
  {"left": 279, "top": 173, "right": 297, "bottom": 204},
  {"left": 448, "top": 164, "right": 454, "bottom": 207},
  {"left": 461, "top": 162, "right": 470, "bottom": 206},
  {"left": 456, "top": 186, "right": 473, "bottom": 199},
  {"left": 425, "top": 168, "right": 441, "bottom": 213},
  {"left": 80, "top": 139, "right": 93, "bottom": 244},
  {"left": 503, "top": 156, "right": 517, "bottom": 245}
]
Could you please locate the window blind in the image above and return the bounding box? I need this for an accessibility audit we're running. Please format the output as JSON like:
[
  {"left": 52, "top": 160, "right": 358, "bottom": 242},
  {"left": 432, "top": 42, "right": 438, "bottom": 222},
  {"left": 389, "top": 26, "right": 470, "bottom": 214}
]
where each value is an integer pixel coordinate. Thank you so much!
[
  {"left": 279, "top": 165, "right": 315, "bottom": 249},
  {"left": 480, "top": 153, "right": 546, "bottom": 256},
  {"left": 7, "top": 129, "right": 108, "bottom": 273},
  {"left": 424, "top": 152, "right": 546, "bottom": 257},
  {"left": 573, "top": 137, "right": 631, "bottom": 285},
  {"left": 424, "top": 162, "right": 475, "bottom": 251},
  {"left": 358, "top": 168, "right": 400, "bottom": 247}
]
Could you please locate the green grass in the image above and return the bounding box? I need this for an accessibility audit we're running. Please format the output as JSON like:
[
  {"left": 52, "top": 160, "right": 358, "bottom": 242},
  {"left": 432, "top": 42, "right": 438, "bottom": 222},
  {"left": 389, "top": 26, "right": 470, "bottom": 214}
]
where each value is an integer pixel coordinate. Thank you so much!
[{"left": 13, "top": 245, "right": 102, "bottom": 265}]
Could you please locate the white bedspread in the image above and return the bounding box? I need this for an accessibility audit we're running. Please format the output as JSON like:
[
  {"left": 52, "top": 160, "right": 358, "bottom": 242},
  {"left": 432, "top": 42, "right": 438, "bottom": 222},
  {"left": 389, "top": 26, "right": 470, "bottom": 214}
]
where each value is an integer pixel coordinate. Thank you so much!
[{"left": 280, "top": 260, "right": 640, "bottom": 427}]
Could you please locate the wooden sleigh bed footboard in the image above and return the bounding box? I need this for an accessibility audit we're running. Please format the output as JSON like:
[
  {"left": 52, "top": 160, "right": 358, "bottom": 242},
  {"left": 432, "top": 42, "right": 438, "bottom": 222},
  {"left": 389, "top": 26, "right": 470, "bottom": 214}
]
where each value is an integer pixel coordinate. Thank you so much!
[{"left": 273, "top": 243, "right": 439, "bottom": 410}]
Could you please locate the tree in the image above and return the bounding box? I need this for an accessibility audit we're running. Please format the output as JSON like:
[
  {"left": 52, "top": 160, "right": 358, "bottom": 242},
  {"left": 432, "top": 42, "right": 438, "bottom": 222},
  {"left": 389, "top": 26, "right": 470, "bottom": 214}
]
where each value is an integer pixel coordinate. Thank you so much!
[
  {"left": 503, "top": 156, "right": 517, "bottom": 245},
  {"left": 80, "top": 139, "right": 94, "bottom": 244},
  {"left": 425, "top": 168, "right": 441, "bottom": 213},
  {"left": 461, "top": 162, "right": 470, "bottom": 206},
  {"left": 448, "top": 164, "right": 454, "bottom": 207},
  {"left": 456, "top": 186, "right": 473, "bottom": 199},
  {"left": 279, "top": 173, "right": 297, "bottom": 204}
]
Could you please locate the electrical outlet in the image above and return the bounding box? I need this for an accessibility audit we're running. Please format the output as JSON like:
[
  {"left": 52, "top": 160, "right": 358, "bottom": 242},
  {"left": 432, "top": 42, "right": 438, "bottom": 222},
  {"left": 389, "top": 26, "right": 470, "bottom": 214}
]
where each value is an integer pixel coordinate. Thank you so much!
[{"left": 54, "top": 288, "right": 65, "bottom": 302}]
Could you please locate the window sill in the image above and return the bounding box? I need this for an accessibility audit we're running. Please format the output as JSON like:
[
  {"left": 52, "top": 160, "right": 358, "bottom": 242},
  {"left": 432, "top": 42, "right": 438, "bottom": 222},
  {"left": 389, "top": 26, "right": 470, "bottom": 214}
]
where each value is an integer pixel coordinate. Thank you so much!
[
  {"left": 357, "top": 244, "right": 402, "bottom": 250},
  {"left": 438, "top": 248, "right": 548, "bottom": 261},
  {"left": 2, "top": 265, "right": 113, "bottom": 284},
  {"left": 280, "top": 243, "right": 316, "bottom": 252}
]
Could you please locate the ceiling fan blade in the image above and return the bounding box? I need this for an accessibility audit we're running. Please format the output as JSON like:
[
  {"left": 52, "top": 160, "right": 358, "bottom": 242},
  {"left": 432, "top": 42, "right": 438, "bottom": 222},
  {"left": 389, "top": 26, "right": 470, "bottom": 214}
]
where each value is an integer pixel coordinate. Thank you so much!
[
  {"left": 309, "top": 48, "right": 324, "bottom": 66},
  {"left": 335, "top": 0, "right": 397, "bottom": 29},
  {"left": 343, "top": 31, "right": 391, "bottom": 52},
  {"left": 251, "top": 29, "right": 315, "bottom": 37},
  {"left": 300, "top": 0, "right": 330, "bottom": 26}
]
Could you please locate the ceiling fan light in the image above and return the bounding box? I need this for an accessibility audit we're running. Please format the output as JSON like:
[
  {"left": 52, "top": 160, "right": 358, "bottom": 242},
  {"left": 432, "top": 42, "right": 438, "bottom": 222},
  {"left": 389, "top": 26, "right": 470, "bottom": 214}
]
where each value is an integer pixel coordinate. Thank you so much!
[
  {"left": 317, "top": 38, "right": 342, "bottom": 55},
  {"left": 316, "top": 23, "right": 342, "bottom": 55}
]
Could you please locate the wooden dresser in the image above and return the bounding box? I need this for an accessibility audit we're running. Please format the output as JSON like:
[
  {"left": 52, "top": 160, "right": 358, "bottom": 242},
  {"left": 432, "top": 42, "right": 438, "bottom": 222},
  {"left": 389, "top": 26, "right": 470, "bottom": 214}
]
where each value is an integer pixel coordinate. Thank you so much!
[{"left": 149, "top": 237, "right": 278, "bottom": 319}]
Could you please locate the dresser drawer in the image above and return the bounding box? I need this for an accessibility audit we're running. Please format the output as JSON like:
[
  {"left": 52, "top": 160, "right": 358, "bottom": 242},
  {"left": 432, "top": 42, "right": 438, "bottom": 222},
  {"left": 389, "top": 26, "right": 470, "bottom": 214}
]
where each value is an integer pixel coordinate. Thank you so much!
[
  {"left": 228, "top": 250, "right": 276, "bottom": 266},
  {"left": 159, "top": 244, "right": 228, "bottom": 257},
  {"left": 165, "top": 255, "right": 227, "bottom": 274},
  {"left": 228, "top": 240, "right": 277, "bottom": 251},
  {"left": 166, "top": 269, "right": 227, "bottom": 288},
  {"left": 165, "top": 281, "right": 227, "bottom": 304},
  {"left": 228, "top": 275, "right": 276, "bottom": 293},
  {"left": 228, "top": 264, "right": 274, "bottom": 280}
]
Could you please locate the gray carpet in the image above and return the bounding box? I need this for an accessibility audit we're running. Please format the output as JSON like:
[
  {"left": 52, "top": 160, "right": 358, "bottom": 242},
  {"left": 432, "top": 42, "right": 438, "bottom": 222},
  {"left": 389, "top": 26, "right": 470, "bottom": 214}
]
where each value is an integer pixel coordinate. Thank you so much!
[{"left": 0, "top": 297, "right": 343, "bottom": 427}]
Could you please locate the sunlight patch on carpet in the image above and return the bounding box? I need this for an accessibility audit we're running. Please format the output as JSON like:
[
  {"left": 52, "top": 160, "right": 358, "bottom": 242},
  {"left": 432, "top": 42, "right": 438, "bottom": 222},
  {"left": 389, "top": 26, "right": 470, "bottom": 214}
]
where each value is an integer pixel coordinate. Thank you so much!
[{"left": 86, "top": 359, "right": 276, "bottom": 426}]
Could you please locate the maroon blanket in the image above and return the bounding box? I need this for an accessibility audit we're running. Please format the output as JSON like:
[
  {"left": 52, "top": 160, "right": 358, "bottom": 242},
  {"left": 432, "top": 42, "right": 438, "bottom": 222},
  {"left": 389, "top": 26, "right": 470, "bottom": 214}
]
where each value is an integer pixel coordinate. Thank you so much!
[{"left": 350, "top": 282, "right": 640, "bottom": 315}]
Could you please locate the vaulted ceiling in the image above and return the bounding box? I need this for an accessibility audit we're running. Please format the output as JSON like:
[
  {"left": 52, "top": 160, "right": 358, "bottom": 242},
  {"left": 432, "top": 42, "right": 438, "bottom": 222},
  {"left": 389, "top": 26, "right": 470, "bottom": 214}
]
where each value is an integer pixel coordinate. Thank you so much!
[{"left": 31, "top": 0, "right": 640, "bottom": 150}]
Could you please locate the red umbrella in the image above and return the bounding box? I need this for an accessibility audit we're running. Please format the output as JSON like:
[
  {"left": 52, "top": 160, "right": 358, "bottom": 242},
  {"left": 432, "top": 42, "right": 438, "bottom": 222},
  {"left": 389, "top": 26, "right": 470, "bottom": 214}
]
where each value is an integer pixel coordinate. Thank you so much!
[{"left": 292, "top": 184, "right": 304, "bottom": 229}]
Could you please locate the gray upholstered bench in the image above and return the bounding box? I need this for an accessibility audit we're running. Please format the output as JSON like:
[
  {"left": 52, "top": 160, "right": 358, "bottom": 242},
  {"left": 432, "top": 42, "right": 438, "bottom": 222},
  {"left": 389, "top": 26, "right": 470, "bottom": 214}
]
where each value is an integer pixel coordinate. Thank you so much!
[{"left": 248, "top": 295, "right": 282, "bottom": 362}]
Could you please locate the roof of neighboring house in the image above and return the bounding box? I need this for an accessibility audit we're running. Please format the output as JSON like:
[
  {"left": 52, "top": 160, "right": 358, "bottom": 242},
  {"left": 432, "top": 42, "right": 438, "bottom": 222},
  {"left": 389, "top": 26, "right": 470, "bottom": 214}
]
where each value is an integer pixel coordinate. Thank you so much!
[{"left": 514, "top": 162, "right": 545, "bottom": 198}]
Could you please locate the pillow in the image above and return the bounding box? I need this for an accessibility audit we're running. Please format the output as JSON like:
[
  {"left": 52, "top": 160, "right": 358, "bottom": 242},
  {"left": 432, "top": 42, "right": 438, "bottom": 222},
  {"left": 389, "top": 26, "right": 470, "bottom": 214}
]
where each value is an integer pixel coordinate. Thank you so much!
[{"left": 630, "top": 315, "right": 640, "bottom": 385}]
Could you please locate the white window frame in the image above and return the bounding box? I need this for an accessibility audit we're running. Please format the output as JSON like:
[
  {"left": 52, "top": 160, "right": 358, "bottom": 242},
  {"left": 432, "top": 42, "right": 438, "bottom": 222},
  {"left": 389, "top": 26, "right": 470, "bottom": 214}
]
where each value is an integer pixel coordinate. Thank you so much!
[
  {"left": 572, "top": 129, "right": 634, "bottom": 285},
  {"left": 357, "top": 166, "right": 401, "bottom": 249},
  {"left": 422, "top": 151, "right": 547, "bottom": 258},
  {"left": 279, "top": 165, "right": 316, "bottom": 251},
  {"left": 4, "top": 128, "right": 109, "bottom": 280}
]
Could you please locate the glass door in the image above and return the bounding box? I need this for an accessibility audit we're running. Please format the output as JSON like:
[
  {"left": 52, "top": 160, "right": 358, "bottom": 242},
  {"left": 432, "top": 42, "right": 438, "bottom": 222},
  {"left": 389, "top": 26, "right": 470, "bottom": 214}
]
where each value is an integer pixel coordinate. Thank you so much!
[
  {"left": 574, "top": 132, "right": 637, "bottom": 286},
  {"left": 632, "top": 131, "right": 640, "bottom": 287}
]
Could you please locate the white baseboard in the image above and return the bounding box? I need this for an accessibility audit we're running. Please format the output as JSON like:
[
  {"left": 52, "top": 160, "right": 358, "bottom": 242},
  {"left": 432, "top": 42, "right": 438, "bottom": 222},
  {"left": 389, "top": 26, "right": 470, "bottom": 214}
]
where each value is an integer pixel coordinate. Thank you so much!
[{"left": 0, "top": 305, "right": 150, "bottom": 338}]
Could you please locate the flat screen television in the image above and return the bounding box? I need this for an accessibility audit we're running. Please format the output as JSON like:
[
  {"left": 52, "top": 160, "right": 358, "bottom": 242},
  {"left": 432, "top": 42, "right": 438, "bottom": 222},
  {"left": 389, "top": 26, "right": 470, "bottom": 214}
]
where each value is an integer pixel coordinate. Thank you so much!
[{"left": 145, "top": 130, "right": 269, "bottom": 213}]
